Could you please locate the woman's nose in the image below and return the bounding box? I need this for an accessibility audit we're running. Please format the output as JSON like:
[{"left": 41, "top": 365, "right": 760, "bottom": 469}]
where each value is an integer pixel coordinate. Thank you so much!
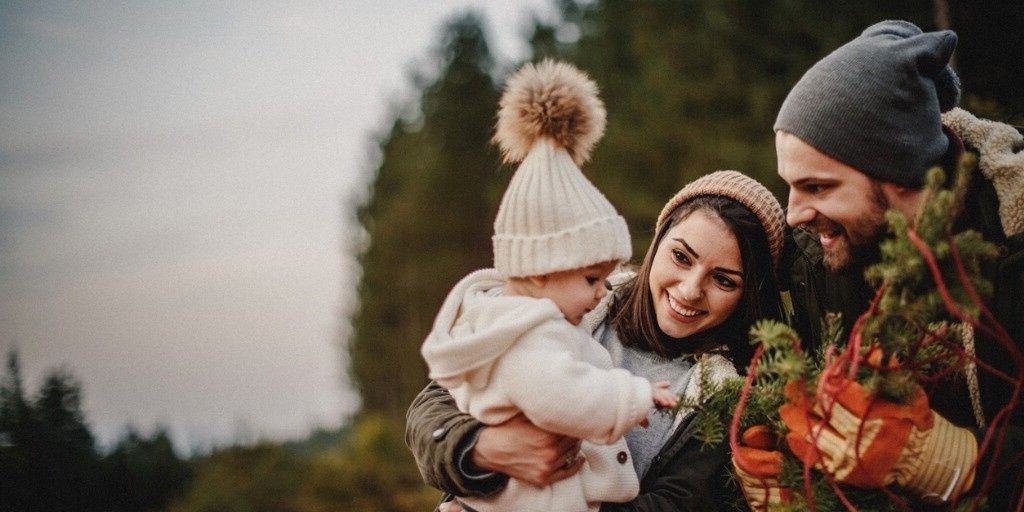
[{"left": 677, "top": 275, "right": 703, "bottom": 302}]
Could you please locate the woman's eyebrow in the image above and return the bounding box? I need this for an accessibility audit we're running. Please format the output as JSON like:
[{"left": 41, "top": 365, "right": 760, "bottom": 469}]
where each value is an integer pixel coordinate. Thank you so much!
[
  {"left": 674, "top": 237, "right": 744, "bottom": 277},
  {"left": 715, "top": 267, "right": 744, "bottom": 277},
  {"left": 671, "top": 238, "right": 699, "bottom": 258}
]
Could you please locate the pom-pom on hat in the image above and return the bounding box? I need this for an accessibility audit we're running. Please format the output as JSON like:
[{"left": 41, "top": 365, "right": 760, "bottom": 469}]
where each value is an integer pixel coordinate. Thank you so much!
[
  {"left": 774, "top": 20, "right": 961, "bottom": 188},
  {"left": 657, "top": 171, "right": 786, "bottom": 266},
  {"left": 491, "top": 59, "right": 631, "bottom": 278}
]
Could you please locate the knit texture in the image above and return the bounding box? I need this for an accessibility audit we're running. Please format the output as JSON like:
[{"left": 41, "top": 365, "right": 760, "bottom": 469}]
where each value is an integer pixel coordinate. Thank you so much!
[
  {"left": 492, "top": 60, "right": 630, "bottom": 278},
  {"left": 775, "top": 20, "right": 961, "bottom": 188},
  {"left": 656, "top": 170, "right": 785, "bottom": 266}
]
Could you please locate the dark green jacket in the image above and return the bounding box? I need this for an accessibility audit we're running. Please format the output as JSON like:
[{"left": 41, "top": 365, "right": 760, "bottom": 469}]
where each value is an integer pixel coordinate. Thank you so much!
[
  {"left": 783, "top": 131, "right": 1024, "bottom": 509},
  {"left": 405, "top": 381, "right": 741, "bottom": 511}
]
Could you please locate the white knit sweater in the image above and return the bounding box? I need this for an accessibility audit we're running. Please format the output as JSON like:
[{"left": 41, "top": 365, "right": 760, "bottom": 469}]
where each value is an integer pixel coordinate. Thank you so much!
[{"left": 422, "top": 269, "right": 654, "bottom": 512}]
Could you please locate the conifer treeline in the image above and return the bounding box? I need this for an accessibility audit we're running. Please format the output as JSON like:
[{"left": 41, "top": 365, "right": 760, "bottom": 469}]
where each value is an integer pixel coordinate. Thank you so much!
[{"left": 0, "top": 350, "right": 192, "bottom": 511}]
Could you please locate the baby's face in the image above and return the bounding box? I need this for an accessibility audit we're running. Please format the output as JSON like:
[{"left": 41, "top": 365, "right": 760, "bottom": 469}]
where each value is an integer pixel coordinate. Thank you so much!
[{"left": 538, "top": 261, "right": 617, "bottom": 325}]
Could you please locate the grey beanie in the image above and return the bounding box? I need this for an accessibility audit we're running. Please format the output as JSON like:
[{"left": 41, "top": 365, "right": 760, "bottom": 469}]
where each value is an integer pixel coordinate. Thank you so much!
[{"left": 774, "top": 20, "right": 961, "bottom": 188}]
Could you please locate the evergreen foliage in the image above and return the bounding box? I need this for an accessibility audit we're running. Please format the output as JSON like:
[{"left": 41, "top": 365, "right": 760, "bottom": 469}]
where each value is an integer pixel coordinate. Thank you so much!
[
  {"left": 102, "top": 427, "right": 194, "bottom": 512},
  {"left": 697, "top": 160, "right": 1000, "bottom": 510},
  {"left": 0, "top": 349, "right": 192, "bottom": 512},
  {"left": 1, "top": 352, "right": 103, "bottom": 511},
  {"left": 346, "top": 0, "right": 948, "bottom": 422},
  {"left": 522, "top": 0, "right": 936, "bottom": 249},
  {"left": 350, "top": 13, "right": 503, "bottom": 419},
  {"left": 168, "top": 414, "right": 437, "bottom": 512}
]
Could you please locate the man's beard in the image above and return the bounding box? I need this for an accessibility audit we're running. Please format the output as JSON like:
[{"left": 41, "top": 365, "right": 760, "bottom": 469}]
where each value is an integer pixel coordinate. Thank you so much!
[{"left": 820, "top": 183, "right": 889, "bottom": 272}]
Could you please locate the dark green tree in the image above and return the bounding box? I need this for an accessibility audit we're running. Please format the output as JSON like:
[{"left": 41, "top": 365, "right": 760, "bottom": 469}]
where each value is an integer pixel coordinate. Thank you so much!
[
  {"left": 525, "top": 0, "right": 936, "bottom": 250},
  {"left": 350, "top": 12, "right": 503, "bottom": 419},
  {"left": 31, "top": 369, "right": 103, "bottom": 511},
  {"left": 0, "top": 350, "right": 104, "bottom": 512},
  {"left": 0, "top": 349, "right": 37, "bottom": 510},
  {"left": 948, "top": 1, "right": 1024, "bottom": 122},
  {"left": 101, "top": 427, "right": 193, "bottom": 512}
]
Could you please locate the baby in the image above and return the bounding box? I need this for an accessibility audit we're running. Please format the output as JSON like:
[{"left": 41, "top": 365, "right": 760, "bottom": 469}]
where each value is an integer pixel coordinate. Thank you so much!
[{"left": 421, "top": 60, "right": 677, "bottom": 512}]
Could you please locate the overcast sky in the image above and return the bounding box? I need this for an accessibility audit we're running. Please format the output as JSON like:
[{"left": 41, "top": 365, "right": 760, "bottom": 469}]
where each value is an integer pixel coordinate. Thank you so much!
[{"left": 0, "top": 0, "right": 553, "bottom": 452}]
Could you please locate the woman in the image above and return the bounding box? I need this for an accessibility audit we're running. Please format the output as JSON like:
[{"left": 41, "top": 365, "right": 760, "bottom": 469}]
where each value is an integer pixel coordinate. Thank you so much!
[{"left": 406, "top": 170, "right": 787, "bottom": 511}]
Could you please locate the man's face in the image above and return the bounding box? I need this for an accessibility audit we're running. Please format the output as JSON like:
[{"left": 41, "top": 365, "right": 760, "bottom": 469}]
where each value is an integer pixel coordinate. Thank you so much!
[{"left": 776, "top": 131, "right": 889, "bottom": 271}]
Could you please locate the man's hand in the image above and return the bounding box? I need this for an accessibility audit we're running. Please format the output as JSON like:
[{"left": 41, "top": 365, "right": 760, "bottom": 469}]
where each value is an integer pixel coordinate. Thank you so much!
[
  {"left": 780, "top": 378, "right": 978, "bottom": 503},
  {"left": 732, "top": 425, "right": 793, "bottom": 511},
  {"left": 437, "top": 500, "right": 464, "bottom": 512},
  {"left": 472, "top": 414, "right": 583, "bottom": 487}
]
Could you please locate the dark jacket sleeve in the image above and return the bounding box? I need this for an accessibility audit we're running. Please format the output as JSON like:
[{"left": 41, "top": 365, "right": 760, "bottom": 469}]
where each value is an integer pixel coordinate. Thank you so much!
[
  {"left": 404, "top": 381, "right": 508, "bottom": 497},
  {"left": 966, "top": 425, "right": 1024, "bottom": 512},
  {"left": 599, "top": 413, "right": 741, "bottom": 512}
]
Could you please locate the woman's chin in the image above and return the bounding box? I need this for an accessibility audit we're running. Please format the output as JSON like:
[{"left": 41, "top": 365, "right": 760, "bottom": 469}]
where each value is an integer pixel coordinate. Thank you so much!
[{"left": 657, "top": 311, "right": 701, "bottom": 339}]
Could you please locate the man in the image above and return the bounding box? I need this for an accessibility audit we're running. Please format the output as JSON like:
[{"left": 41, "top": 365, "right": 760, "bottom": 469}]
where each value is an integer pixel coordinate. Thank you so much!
[{"left": 734, "top": 19, "right": 1024, "bottom": 511}]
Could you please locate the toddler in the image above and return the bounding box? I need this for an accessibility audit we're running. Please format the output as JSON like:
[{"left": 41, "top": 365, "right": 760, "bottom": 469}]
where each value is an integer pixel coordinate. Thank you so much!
[{"left": 421, "top": 60, "right": 677, "bottom": 512}]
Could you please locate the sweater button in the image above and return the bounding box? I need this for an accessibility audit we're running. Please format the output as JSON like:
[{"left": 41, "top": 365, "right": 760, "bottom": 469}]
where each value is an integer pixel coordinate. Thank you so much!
[
  {"left": 432, "top": 427, "right": 449, "bottom": 441},
  {"left": 617, "top": 451, "right": 628, "bottom": 464}
]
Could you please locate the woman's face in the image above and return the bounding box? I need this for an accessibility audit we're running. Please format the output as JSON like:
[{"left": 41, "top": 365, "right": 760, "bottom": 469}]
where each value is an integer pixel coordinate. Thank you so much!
[{"left": 648, "top": 209, "right": 744, "bottom": 340}]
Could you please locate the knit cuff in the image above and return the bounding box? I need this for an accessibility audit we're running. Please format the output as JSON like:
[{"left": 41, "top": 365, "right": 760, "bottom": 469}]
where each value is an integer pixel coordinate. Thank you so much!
[{"left": 897, "top": 413, "right": 978, "bottom": 503}]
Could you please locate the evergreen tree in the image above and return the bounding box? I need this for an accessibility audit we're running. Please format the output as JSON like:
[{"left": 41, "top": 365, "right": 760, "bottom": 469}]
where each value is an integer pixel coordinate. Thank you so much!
[
  {"left": 0, "top": 349, "right": 38, "bottom": 510},
  {"left": 525, "top": 0, "right": 936, "bottom": 250},
  {"left": 31, "top": 369, "right": 103, "bottom": 511},
  {"left": 101, "top": 427, "right": 193, "bottom": 512},
  {"left": 350, "top": 12, "right": 502, "bottom": 419},
  {"left": 949, "top": 1, "right": 1024, "bottom": 122},
  {"left": 0, "top": 351, "right": 104, "bottom": 512}
]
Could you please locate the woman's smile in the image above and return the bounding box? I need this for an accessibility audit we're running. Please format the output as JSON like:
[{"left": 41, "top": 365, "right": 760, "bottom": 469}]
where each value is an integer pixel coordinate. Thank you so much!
[{"left": 667, "top": 295, "right": 705, "bottom": 322}]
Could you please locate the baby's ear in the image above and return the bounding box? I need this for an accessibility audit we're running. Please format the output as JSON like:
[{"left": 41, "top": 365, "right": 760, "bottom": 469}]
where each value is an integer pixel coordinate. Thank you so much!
[{"left": 527, "top": 275, "right": 549, "bottom": 289}]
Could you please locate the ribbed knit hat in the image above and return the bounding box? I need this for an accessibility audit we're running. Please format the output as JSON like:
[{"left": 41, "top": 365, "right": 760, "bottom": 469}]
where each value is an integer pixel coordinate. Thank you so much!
[
  {"left": 774, "top": 20, "right": 961, "bottom": 188},
  {"left": 657, "top": 171, "right": 785, "bottom": 266},
  {"left": 491, "top": 60, "right": 631, "bottom": 278}
]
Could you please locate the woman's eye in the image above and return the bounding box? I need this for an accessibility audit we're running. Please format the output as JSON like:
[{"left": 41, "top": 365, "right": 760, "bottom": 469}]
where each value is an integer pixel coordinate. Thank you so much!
[
  {"left": 714, "top": 274, "right": 739, "bottom": 290},
  {"left": 671, "top": 249, "right": 690, "bottom": 265},
  {"left": 586, "top": 276, "right": 599, "bottom": 285}
]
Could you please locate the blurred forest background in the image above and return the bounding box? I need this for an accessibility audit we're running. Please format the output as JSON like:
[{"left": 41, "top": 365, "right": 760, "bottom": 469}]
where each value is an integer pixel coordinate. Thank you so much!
[{"left": 3, "top": 1, "right": 1021, "bottom": 510}]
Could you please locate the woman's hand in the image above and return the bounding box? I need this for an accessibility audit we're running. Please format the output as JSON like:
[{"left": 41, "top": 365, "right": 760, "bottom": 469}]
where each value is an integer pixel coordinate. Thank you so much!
[{"left": 472, "top": 414, "right": 584, "bottom": 487}]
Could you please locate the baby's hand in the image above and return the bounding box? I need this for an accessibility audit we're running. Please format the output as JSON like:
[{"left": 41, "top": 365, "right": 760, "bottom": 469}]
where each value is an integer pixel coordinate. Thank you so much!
[{"left": 651, "top": 381, "right": 679, "bottom": 409}]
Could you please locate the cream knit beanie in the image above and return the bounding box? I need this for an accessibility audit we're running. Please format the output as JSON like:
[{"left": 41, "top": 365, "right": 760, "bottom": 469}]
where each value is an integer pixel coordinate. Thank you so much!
[
  {"left": 491, "top": 60, "right": 631, "bottom": 278},
  {"left": 657, "top": 171, "right": 786, "bottom": 266}
]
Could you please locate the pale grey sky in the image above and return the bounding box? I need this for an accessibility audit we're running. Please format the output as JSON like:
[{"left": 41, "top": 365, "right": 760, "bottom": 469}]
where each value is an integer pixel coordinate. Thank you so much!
[{"left": 0, "top": 0, "right": 553, "bottom": 452}]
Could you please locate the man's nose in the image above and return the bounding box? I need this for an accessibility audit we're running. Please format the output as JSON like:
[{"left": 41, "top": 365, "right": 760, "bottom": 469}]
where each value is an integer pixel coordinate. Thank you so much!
[{"left": 786, "top": 194, "right": 815, "bottom": 227}]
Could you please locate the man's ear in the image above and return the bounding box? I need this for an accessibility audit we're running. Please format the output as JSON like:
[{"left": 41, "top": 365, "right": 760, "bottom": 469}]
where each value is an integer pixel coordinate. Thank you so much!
[{"left": 880, "top": 181, "right": 924, "bottom": 220}]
